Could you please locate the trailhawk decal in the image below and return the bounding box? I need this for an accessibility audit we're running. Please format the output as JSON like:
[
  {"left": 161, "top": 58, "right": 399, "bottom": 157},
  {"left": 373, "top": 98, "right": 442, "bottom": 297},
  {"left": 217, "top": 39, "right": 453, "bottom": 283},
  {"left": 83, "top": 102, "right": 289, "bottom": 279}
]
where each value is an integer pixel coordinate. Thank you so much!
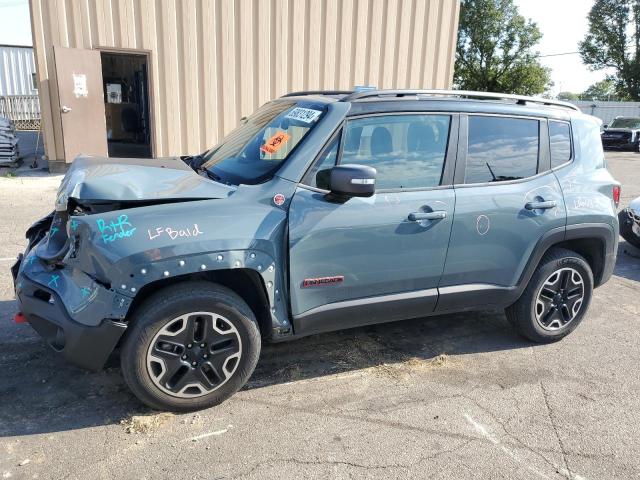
[
  {"left": 273, "top": 193, "right": 286, "bottom": 206},
  {"left": 302, "top": 276, "right": 344, "bottom": 288}
]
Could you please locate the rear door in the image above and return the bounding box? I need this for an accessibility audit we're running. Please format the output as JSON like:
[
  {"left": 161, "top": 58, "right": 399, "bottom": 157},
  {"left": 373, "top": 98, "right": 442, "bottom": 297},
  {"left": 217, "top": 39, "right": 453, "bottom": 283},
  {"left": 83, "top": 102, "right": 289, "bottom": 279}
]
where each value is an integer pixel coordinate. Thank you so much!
[
  {"left": 53, "top": 46, "right": 108, "bottom": 162},
  {"left": 288, "top": 113, "right": 458, "bottom": 330},
  {"left": 438, "top": 114, "right": 566, "bottom": 308}
]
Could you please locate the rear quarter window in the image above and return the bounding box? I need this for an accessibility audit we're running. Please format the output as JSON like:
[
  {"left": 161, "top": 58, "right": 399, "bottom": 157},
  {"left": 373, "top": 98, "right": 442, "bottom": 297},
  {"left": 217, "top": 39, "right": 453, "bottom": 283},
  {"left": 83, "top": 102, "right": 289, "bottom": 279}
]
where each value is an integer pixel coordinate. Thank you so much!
[
  {"left": 572, "top": 116, "right": 605, "bottom": 170},
  {"left": 549, "top": 121, "right": 572, "bottom": 168}
]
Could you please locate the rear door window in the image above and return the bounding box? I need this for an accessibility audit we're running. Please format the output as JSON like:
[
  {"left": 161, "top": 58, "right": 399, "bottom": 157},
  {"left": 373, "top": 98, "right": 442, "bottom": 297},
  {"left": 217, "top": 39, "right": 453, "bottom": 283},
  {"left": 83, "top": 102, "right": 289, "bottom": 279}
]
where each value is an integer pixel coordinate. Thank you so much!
[
  {"left": 549, "top": 121, "right": 572, "bottom": 168},
  {"left": 465, "top": 116, "right": 540, "bottom": 184}
]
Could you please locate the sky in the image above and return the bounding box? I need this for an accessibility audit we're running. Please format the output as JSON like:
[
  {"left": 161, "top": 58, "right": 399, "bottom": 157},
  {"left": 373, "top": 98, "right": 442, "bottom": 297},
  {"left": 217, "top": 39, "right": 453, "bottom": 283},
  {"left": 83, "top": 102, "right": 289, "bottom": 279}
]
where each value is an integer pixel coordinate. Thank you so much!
[
  {"left": 0, "top": 0, "right": 612, "bottom": 96},
  {"left": 0, "top": 0, "right": 31, "bottom": 46},
  {"left": 515, "top": 0, "right": 612, "bottom": 95}
]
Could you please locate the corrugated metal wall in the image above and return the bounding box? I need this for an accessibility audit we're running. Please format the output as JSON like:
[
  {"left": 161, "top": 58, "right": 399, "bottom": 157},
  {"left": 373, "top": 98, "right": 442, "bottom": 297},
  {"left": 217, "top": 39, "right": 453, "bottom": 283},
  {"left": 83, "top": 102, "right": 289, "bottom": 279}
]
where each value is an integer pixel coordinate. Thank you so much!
[
  {"left": 0, "top": 45, "right": 38, "bottom": 96},
  {"left": 29, "top": 0, "right": 460, "bottom": 167},
  {"left": 573, "top": 100, "right": 640, "bottom": 125}
]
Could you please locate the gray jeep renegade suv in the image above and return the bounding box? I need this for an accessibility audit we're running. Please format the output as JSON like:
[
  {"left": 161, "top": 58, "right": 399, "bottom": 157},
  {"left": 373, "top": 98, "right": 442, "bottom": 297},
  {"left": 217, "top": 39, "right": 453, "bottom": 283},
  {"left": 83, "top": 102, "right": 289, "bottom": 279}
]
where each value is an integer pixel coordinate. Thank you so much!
[{"left": 12, "top": 90, "right": 620, "bottom": 411}]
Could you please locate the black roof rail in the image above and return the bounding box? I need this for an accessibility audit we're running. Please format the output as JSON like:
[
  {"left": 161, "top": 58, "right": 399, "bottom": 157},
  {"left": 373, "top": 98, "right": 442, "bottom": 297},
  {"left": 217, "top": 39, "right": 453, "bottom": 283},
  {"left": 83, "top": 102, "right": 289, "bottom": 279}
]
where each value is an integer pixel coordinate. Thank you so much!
[
  {"left": 340, "top": 89, "right": 581, "bottom": 112},
  {"left": 281, "top": 90, "right": 354, "bottom": 98}
]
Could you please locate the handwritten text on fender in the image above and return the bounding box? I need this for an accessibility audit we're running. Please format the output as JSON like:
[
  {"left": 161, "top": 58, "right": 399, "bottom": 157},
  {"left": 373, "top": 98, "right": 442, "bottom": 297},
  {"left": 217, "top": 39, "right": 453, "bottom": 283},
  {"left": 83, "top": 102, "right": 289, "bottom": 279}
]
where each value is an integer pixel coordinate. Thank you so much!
[{"left": 148, "top": 224, "right": 204, "bottom": 241}]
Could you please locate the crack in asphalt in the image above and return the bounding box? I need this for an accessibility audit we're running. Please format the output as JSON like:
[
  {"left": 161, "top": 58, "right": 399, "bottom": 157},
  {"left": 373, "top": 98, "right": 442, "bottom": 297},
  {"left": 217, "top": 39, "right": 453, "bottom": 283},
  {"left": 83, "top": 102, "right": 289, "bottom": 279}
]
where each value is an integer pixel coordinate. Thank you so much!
[
  {"left": 461, "top": 395, "right": 563, "bottom": 475},
  {"left": 237, "top": 395, "right": 478, "bottom": 443},
  {"left": 228, "top": 439, "right": 477, "bottom": 479},
  {"left": 540, "top": 382, "right": 573, "bottom": 478}
]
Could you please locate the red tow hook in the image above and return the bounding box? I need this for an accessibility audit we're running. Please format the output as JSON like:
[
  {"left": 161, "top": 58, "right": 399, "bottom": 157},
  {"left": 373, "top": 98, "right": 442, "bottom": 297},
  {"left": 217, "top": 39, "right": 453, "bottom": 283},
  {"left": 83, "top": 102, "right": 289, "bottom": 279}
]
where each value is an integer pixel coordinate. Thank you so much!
[{"left": 13, "top": 312, "right": 27, "bottom": 324}]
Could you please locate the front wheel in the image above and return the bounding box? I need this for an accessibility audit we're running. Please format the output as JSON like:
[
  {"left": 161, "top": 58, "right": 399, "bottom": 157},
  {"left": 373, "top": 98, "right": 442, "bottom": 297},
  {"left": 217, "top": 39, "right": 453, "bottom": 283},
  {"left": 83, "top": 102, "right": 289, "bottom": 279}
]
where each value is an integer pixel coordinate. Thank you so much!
[
  {"left": 121, "top": 281, "right": 261, "bottom": 412},
  {"left": 506, "top": 248, "right": 594, "bottom": 343}
]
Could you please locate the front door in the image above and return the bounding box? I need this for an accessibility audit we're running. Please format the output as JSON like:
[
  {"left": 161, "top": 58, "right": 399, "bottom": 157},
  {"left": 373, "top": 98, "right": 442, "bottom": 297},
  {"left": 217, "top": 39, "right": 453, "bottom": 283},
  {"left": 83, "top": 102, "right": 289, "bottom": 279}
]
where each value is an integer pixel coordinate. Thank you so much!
[
  {"left": 53, "top": 46, "right": 108, "bottom": 162},
  {"left": 288, "top": 113, "right": 458, "bottom": 334}
]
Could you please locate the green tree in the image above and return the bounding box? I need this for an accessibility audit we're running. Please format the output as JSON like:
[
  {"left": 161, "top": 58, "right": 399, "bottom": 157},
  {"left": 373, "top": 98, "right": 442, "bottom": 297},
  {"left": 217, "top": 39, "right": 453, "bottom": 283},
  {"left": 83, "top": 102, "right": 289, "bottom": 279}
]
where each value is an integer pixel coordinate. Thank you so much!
[
  {"left": 557, "top": 91, "right": 580, "bottom": 101},
  {"left": 579, "top": 79, "right": 620, "bottom": 101},
  {"left": 579, "top": 0, "right": 640, "bottom": 100},
  {"left": 454, "top": 0, "right": 552, "bottom": 95}
]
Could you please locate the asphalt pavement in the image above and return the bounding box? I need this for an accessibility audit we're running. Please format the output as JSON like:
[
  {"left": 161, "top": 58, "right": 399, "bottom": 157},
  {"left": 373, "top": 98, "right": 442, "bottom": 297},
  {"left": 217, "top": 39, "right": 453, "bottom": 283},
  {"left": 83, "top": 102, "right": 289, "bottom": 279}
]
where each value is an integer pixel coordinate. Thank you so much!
[{"left": 0, "top": 151, "right": 639, "bottom": 480}]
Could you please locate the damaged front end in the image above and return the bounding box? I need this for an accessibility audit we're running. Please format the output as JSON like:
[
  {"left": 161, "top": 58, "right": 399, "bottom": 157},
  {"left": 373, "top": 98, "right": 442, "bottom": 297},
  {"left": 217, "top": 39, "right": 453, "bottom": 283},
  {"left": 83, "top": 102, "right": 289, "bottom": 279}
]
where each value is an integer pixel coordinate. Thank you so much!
[
  {"left": 13, "top": 208, "right": 134, "bottom": 371},
  {"left": 12, "top": 154, "right": 236, "bottom": 371}
]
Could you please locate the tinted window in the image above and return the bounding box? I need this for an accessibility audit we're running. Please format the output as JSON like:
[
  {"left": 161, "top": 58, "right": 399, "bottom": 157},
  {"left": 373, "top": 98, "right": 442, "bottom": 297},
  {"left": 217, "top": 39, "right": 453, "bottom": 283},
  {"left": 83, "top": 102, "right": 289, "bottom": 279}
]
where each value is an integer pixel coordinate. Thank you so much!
[
  {"left": 549, "top": 121, "right": 572, "bottom": 168},
  {"left": 303, "top": 135, "right": 340, "bottom": 189},
  {"left": 341, "top": 114, "right": 450, "bottom": 190},
  {"left": 610, "top": 117, "right": 640, "bottom": 129},
  {"left": 465, "top": 116, "right": 539, "bottom": 184}
]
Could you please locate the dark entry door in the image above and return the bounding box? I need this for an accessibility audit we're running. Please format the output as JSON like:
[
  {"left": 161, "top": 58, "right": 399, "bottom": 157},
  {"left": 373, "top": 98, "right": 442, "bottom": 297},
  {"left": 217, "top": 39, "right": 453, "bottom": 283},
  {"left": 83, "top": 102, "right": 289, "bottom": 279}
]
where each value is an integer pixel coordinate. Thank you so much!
[{"left": 101, "top": 52, "right": 151, "bottom": 158}]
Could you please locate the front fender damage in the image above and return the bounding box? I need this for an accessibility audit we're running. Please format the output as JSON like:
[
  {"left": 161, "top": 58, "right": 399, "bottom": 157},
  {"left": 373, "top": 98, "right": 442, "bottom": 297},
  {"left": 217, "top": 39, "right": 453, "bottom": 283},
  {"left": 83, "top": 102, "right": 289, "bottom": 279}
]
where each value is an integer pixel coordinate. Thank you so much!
[
  {"left": 57, "top": 205, "right": 290, "bottom": 339},
  {"left": 116, "top": 248, "right": 290, "bottom": 337}
]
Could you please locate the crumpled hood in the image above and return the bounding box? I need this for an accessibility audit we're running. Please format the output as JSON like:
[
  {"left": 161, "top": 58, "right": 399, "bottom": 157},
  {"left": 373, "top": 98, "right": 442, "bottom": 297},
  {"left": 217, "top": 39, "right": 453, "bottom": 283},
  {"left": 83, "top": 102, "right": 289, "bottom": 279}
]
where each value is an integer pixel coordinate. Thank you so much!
[{"left": 55, "top": 155, "right": 234, "bottom": 211}]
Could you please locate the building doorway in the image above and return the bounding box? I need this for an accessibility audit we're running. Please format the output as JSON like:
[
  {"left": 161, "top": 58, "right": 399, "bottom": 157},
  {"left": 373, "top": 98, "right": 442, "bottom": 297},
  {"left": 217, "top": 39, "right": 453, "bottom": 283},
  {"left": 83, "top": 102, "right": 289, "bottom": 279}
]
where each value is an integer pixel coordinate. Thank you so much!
[{"left": 100, "top": 52, "right": 151, "bottom": 158}]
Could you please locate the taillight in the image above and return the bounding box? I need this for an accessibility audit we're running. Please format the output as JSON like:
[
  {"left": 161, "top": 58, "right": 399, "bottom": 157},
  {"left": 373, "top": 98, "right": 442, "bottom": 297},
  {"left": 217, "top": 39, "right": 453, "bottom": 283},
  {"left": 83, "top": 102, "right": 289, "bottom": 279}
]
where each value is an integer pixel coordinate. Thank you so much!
[{"left": 613, "top": 185, "right": 621, "bottom": 207}]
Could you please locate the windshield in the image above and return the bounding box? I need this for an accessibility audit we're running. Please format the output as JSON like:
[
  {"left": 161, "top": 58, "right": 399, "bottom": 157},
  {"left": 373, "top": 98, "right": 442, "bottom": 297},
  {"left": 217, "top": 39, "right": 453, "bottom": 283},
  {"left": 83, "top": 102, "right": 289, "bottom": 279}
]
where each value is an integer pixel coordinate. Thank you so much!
[
  {"left": 609, "top": 118, "right": 640, "bottom": 129},
  {"left": 200, "top": 101, "right": 326, "bottom": 185}
]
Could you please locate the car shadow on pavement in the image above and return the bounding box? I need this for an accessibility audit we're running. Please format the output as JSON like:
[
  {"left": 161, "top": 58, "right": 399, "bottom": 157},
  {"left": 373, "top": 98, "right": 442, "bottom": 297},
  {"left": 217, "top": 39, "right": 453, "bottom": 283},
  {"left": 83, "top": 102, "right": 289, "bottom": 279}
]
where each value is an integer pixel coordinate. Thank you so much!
[
  {"left": 0, "top": 301, "right": 531, "bottom": 438},
  {"left": 250, "top": 309, "right": 527, "bottom": 390}
]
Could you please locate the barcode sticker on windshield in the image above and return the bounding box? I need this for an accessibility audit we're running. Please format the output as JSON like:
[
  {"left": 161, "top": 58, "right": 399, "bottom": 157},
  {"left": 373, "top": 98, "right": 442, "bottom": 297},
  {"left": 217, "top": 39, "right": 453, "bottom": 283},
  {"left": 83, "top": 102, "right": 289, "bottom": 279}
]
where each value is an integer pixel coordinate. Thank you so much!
[{"left": 285, "top": 107, "right": 322, "bottom": 124}]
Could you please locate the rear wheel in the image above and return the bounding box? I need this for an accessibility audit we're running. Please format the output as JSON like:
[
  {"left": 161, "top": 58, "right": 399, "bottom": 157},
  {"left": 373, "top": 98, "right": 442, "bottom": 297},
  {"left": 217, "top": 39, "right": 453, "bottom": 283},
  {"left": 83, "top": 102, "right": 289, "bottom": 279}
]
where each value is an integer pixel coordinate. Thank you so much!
[
  {"left": 506, "top": 248, "right": 593, "bottom": 343},
  {"left": 121, "top": 281, "right": 260, "bottom": 411}
]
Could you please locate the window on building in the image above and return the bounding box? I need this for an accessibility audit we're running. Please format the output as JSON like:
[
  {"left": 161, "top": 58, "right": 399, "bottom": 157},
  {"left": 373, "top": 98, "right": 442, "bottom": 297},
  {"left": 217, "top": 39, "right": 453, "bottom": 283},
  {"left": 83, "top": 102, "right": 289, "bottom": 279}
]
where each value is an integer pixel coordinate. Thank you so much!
[
  {"left": 340, "top": 114, "right": 451, "bottom": 190},
  {"left": 31, "top": 73, "right": 38, "bottom": 90},
  {"left": 464, "top": 116, "right": 540, "bottom": 184},
  {"left": 549, "top": 121, "right": 572, "bottom": 168}
]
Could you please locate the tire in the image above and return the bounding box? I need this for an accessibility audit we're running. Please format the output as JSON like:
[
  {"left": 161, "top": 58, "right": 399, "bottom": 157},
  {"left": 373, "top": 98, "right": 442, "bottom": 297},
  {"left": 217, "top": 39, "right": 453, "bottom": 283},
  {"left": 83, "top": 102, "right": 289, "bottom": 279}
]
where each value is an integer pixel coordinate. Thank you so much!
[
  {"left": 505, "top": 248, "right": 594, "bottom": 343},
  {"left": 619, "top": 210, "right": 640, "bottom": 250},
  {"left": 121, "top": 281, "right": 261, "bottom": 412}
]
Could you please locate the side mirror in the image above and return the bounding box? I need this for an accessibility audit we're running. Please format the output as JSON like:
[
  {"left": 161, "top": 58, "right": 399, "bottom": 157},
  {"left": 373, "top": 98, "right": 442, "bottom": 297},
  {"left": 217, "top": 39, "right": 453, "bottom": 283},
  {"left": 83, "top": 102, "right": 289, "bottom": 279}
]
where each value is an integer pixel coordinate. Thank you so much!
[
  {"left": 603, "top": 124, "right": 609, "bottom": 129},
  {"left": 329, "top": 164, "right": 376, "bottom": 197}
]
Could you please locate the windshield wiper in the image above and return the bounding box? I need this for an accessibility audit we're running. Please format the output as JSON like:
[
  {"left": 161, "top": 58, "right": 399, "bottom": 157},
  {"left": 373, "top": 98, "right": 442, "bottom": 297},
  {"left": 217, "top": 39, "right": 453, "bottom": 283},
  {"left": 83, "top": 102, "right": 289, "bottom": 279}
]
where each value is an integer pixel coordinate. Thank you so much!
[
  {"left": 486, "top": 162, "right": 497, "bottom": 181},
  {"left": 202, "top": 168, "right": 223, "bottom": 182},
  {"left": 182, "top": 153, "right": 207, "bottom": 171},
  {"left": 182, "top": 153, "right": 226, "bottom": 184}
]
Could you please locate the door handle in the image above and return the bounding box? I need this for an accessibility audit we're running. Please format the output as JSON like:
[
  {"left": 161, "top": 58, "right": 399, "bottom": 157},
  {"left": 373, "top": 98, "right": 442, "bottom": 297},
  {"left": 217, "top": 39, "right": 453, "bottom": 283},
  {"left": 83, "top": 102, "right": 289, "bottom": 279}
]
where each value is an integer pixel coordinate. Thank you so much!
[
  {"left": 525, "top": 200, "right": 557, "bottom": 210},
  {"left": 408, "top": 211, "right": 447, "bottom": 221},
  {"left": 61, "top": 106, "right": 72, "bottom": 114}
]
